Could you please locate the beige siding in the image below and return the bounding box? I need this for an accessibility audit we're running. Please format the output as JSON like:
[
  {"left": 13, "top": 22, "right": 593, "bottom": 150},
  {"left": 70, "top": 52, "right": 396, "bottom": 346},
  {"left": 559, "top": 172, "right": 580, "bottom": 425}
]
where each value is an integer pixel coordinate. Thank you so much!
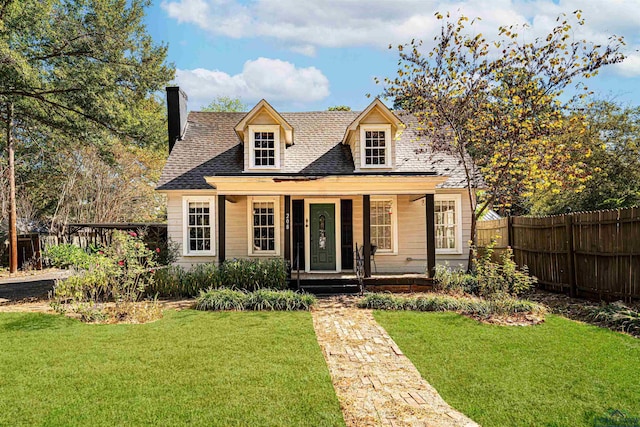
[
  {"left": 251, "top": 110, "right": 276, "bottom": 125},
  {"left": 225, "top": 196, "right": 248, "bottom": 259},
  {"left": 360, "top": 109, "right": 387, "bottom": 124}
]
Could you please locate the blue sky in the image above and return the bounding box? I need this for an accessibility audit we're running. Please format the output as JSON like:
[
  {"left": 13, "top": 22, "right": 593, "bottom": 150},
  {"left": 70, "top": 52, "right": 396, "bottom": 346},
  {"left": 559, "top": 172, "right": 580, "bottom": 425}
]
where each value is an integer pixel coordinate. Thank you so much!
[{"left": 144, "top": 0, "right": 640, "bottom": 112}]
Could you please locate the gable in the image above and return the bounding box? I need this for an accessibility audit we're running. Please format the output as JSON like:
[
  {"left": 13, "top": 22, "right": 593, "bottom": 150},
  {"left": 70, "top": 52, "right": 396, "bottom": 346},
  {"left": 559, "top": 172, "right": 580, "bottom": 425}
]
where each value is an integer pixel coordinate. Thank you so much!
[
  {"left": 342, "top": 99, "right": 402, "bottom": 145},
  {"left": 235, "top": 99, "right": 293, "bottom": 146}
]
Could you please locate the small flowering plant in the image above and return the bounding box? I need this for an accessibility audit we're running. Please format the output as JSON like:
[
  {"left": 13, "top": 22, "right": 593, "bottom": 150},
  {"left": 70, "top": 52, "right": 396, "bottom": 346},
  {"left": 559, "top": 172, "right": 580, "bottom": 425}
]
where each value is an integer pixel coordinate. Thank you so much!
[
  {"left": 99, "top": 230, "right": 158, "bottom": 303},
  {"left": 51, "top": 230, "right": 159, "bottom": 322}
]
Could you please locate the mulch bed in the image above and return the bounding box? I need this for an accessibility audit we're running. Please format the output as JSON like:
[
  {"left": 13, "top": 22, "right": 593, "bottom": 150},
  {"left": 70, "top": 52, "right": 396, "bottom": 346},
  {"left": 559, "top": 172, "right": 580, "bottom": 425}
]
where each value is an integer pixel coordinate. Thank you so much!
[{"left": 528, "top": 289, "right": 640, "bottom": 337}]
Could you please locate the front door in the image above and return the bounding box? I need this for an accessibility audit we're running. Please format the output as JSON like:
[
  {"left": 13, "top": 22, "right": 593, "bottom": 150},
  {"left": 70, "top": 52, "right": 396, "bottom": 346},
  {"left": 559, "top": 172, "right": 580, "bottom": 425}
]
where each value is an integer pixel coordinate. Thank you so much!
[{"left": 309, "top": 203, "right": 336, "bottom": 271}]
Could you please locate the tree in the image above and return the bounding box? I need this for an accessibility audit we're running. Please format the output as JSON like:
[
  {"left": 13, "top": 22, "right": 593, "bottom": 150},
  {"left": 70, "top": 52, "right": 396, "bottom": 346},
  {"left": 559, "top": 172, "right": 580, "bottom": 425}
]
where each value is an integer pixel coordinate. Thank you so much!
[
  {"left": 530, "top": 100, "right": 640, "bottom": 214},
  {"left": 202, "top": 96, "right": 247, "bottom": 112},
  {"left": 0, "top": 0, "right": 174, "bottom": 272},
  {"left": 382, "top": 11, "right": 624, "bottom": 269},
  {"left": 327, "top": 105, "right": 351, "bottom": 111}
]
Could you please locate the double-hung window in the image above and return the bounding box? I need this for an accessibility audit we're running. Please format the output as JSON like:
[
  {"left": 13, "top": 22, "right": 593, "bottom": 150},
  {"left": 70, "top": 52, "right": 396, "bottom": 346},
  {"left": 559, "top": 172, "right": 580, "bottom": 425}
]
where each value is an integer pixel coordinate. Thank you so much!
[
  {"left": 360, "top": 124, "right": 391, "bottom": 168},
  {"left": 249, "top": 125, "right": 280, "bottom": 169},
  {"left": 182, "top": 196, "right": 215, "bottom": 256},
  {"left": 248, "top": 196, "right": 280, "bottom": 255},
  {"left": 434, "top": 194, "right": 462, "bottom": 254},
  {"left": 370, "top": 196, "right": 397, "bottom": 254}
]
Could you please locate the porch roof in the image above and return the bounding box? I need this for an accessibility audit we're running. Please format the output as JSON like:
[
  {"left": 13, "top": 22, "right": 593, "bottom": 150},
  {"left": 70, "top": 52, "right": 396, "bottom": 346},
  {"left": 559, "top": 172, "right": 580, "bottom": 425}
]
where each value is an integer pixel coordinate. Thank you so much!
[{"left": 203, "top": 174, "right": 448, "bottom": 195}]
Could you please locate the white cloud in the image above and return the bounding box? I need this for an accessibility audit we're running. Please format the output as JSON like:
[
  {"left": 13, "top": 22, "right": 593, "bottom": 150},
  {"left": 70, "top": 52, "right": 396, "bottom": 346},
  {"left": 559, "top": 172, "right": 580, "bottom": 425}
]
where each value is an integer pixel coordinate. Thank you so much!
[
  {"left": 162, "top": 0, "right": 640, "bottom": 76},
  {"left": 174, "top": 57, "right": 330, "bottom": 108},
  {"left": 616, "top": 52, "right": 640, "bottom": 77},
  {"left": 290, "top": 44, "right": 317, "bottom": 57}
]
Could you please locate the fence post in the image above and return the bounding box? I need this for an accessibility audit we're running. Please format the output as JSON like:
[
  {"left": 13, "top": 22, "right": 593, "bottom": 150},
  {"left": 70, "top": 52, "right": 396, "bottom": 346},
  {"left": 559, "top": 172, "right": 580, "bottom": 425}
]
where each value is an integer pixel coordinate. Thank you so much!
[
  {"left": 565, "top": 214, "right": 577, "bottom": 298},
  {"left": 507, "top": 216, "right": 514, "bottom": 249}
]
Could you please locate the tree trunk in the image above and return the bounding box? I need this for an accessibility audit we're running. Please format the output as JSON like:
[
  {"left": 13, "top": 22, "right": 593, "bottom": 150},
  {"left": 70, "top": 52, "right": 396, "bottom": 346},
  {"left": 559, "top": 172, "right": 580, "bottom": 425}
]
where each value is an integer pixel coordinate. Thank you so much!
[
  {"left": 467, "top": 213, "right": 477, "bottom": 273},
  {"left": 7, "top": 102, "right": 17, "bottom": 273}
]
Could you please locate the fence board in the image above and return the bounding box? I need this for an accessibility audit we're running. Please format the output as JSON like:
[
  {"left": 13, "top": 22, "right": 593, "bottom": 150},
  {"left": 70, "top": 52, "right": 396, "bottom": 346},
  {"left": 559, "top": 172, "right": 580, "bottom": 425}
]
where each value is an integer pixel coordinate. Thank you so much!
[{"left": 478, "top": 206, "right": 640, "bottom": 302}]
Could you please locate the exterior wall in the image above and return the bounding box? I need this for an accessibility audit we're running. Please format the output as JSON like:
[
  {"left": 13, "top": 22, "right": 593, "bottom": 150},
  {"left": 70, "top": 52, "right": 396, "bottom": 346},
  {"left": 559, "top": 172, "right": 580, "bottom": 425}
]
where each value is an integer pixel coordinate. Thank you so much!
[
  {"left": 350, "top": 191, "right": 470, "bottom": 273},
  {"left": 167, "top": 192, "right": 217, "bottom": 270},
  {"left": 168, "top": 193, "right": 286, "bottom": 270},
  {"left": 234, "top": 195, "right": 285, "bottom": 261},
  {"left": 167, "top": 190, "right": 471, "bottom": 273}
]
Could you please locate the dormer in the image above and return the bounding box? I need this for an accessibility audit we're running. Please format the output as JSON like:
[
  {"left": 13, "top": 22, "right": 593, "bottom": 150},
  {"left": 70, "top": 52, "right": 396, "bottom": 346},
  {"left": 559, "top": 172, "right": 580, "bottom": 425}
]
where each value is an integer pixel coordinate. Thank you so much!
[
  {"left": 235, "top": 100, "right": 293, "bottom": 172},
  {"left": 342, "top": 99, "right": 402, "bottom": 172}
]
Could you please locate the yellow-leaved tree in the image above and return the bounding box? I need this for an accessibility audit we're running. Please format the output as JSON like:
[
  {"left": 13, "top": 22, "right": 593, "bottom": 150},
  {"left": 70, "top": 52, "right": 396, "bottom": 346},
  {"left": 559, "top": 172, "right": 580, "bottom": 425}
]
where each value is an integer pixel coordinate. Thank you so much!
[{"left": 381, "top": 11, "right": 625, "bottom": 269}]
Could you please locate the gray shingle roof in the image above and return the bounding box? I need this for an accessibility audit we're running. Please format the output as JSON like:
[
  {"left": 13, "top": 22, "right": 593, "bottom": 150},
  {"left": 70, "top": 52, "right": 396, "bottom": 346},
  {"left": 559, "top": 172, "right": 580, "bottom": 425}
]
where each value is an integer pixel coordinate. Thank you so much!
[{"left": 157, "top": 110, "right": 477, "bottom": 190}]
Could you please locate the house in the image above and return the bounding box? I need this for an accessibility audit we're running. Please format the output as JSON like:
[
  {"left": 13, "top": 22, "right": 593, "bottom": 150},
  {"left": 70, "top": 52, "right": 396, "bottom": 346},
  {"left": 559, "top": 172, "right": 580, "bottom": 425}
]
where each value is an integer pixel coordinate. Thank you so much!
[{"left": 157, "top": 87, "right": 475, "bottom": 278}]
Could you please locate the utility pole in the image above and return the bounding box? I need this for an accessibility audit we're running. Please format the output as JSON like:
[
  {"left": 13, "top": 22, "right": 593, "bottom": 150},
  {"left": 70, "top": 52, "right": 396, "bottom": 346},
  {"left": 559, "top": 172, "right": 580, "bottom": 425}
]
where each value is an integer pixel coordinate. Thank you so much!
[{"left": 7, "top": 102, "right": 17, "bottom": 273}]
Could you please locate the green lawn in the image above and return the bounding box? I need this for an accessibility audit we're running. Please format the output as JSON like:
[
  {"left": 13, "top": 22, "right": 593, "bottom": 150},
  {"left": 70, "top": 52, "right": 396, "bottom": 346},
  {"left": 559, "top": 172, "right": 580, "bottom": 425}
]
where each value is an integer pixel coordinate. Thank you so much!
[
  {"left": 0, "top": 310, "right": 344, "bottom": 427},
  {"left": 375, "top": 312, "right": 640, "bottom": 427}
]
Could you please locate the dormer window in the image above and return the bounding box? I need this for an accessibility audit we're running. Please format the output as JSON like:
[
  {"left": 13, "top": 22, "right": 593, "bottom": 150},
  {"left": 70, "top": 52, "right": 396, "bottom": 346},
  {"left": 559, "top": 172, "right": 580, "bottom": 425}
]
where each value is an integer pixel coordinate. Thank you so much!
[
  {"left": 249, "top": 125, "right": 280, "bottom": 169},
  {"left": 360, "top": 124, "right": 391, "bottom": 168}
]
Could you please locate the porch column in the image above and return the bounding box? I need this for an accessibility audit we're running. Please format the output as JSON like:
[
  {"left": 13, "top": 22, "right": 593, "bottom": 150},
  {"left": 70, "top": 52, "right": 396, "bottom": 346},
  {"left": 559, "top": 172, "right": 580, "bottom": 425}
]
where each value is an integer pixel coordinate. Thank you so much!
[
  {"left": 363, "top": 195, "right": 371, "bottom": 278},
  {"left": 425, "top": 194, "right": 436, "bottom": 278},
  {"left": 284, "top": 195, "right": 291, "bottom": 264},
  {"left": 218, "top": 195, "right": 226, "bottom": 264}
]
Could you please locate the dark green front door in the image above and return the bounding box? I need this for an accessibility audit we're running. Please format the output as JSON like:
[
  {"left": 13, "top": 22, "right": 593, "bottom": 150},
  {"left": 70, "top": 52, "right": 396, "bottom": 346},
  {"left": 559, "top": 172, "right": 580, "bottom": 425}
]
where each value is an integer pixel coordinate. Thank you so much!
[{"left": 310, "top": 203, "right": 336, "bottom": 271}]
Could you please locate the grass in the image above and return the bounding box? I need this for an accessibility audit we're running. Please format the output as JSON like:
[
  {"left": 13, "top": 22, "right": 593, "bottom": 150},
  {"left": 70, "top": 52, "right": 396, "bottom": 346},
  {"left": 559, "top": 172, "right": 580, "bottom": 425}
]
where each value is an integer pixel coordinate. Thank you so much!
[
  {"left": 375, "top": 311, "right": 640, "bottom": 427},
  {"left": 0, "top": 310, "right": 344, "bottom": 426}
]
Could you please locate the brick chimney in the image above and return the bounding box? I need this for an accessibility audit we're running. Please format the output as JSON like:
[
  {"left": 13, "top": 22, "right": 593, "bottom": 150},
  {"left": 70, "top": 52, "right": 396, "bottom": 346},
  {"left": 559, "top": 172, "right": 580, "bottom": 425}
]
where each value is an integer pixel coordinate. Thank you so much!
[{"left": 166, "top": 86, "right": 188, "bottom": 153}]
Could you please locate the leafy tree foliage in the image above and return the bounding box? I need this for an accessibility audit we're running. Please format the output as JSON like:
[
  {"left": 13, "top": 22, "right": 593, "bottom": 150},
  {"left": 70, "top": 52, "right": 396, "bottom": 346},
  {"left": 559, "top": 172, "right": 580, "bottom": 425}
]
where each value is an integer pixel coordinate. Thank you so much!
[
  {"left": 202, "top": 96, "right": 247, "bottom": 112},
  {"left": 0, "top": 0, "right": 174, "bottom": 269},
  {"left": 327, "top": 105, "right": 351, "bottom": 111},
  {"left": 531, "top": 100, "right": 640, "bottom": 214},
  {"left": 381, "top": 11, "right": 624, "bottom": 267}
]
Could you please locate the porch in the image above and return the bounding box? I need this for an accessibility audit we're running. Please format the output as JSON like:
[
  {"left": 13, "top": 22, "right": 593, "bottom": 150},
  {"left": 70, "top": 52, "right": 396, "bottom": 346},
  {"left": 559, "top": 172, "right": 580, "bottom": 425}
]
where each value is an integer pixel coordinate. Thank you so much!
[{"left": 213, "top": 192, "right": 441, "bottom": 277}]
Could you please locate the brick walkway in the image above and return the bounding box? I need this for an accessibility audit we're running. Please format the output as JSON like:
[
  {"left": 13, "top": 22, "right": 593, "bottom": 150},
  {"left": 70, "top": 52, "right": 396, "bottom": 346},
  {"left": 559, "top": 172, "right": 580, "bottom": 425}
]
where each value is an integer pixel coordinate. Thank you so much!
[{"left": 311, "top": 296, "right": 478, "bottom": 427}]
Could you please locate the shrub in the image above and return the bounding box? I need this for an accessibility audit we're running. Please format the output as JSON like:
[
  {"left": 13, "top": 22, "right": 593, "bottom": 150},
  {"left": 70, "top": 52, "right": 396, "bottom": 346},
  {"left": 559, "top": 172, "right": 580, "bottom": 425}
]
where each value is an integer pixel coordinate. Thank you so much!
[
  {"left": 474, "top": 244, "right": 536, "bottom": 299},
  {"left": 195, "top": 288, "right": 246, "bottom": 311},
  {"left": 50, "top": 231, "right": 159, "bottom": 323},
  {"left": 357, "top": 293, "right": 405, "bottom": 310},
  {"left": 149, "top": 264, "right": 220, "bottom": 298},
  {"left": 434, "top": 264, "right": 479, "bottom": 295},
  {"left": 244, "top": 289, "right": 316, "bottom": 311},
  {"left": 586, "top": 302, "right": 640, "bottom": 335},
  {"left": 45, "top": 244, "right": 96, "bottom": 270},
  {"left": 195, "top": 288, "right": 316, "bottom": 311},
  {"left": 148, "top": 258, "right": 288, "bottom": 298},
  {"left": 358, "top": 293, "right": 545, "bottom": 319},
  {"left": 219, "top": 258, "right": 288, "bottom": 291}
]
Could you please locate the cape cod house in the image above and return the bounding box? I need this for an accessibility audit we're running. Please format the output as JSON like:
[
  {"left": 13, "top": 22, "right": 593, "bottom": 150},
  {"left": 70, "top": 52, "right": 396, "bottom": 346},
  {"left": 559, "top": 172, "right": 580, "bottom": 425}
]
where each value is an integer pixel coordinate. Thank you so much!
[{"left": 157, "top": 87, "right": 474, "bottom": 280}]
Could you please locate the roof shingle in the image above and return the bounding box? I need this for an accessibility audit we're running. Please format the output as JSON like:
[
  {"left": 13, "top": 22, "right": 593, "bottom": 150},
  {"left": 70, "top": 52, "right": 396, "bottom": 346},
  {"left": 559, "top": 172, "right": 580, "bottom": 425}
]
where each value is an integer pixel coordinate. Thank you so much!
[{"left": 157, "top": 110, "right": 477, "bottom": 190}]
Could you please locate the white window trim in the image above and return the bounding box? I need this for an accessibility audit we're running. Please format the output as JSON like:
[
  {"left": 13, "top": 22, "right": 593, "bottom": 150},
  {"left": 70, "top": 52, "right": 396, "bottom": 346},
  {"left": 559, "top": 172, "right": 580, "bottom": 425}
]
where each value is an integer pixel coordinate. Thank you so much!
[
  {"left": 360, "top": 124, "right": 392, "bottom": 169},
  {"left": 370, "top": 195, "right": 398, "bottom": 255},
  {"left": 182, "top": 196, "right": 216, "bottom": 257},
  {"left": 434, "top": 193, "right": 463, "bottom": 255},
  {"left": 248, "top": 124, "right": 281, "bottom": 170},
  {"left": 247, "top": 196, "right": 281, "bottom": 256}
]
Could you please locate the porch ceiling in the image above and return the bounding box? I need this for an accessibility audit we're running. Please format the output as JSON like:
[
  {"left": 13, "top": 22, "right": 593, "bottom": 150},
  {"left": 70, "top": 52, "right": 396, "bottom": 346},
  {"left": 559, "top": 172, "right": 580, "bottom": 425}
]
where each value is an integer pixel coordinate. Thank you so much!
[{"left": 204, "top": 175, "right": 447, "bottom": 195}]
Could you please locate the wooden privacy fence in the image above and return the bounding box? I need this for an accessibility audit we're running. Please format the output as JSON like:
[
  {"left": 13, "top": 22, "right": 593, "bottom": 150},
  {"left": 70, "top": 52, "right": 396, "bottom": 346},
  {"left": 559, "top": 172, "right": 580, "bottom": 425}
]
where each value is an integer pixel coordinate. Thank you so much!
[{"left": 477, "top": 207, "right": 640, "bottom": 302}]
